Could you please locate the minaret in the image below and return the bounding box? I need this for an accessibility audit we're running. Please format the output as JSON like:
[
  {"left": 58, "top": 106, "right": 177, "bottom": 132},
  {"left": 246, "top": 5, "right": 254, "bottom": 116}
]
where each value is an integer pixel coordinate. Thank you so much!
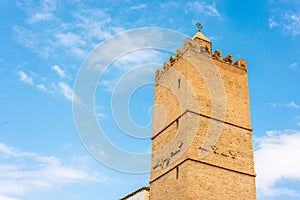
[{"left": 150, "top": 24, "right": 256, "bottom": 199}]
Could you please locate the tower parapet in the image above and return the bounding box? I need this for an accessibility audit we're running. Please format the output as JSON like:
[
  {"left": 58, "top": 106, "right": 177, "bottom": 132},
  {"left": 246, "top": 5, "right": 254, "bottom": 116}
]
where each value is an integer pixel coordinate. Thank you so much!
[{"left": 155, "top": 30, "right": 248, "bottom": 82}]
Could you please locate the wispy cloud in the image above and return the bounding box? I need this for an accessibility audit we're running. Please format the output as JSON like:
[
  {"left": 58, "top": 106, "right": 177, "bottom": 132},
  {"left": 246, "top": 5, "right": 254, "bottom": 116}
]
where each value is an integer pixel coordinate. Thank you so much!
[
  {"left": 268, "top": 1, "right": 300, "bottom": 38},
  {"left": 96, "top": 112, "right": 108, "bottom": 119},
  {"left": 0, "top": 143, "right": 103, "bottom": 200},
  {"left": 57, "top": 82, "right": 81, "bottom": 104},
  {"left": 58, "top": 82, "right": 73, "bottom": 101},
  {"left": 0, "top": 194, "right": 19, "bottom": 200},
  {"left": 18, "top": 71, "right": 33, "bottom": 85},
  {"left": 14, "top": 2, "right": 121, "bottom": 60},
  {"left": 54, "top": 32, "right": 86, "bottom": 47},
  {"left": 290, "top": 62, "right": 298, "bottom": 68},
  {"left": 268, "top": 18, "right": 279, "bottom": 29},
  {"left": 36, "top": 84, "right": 48, "bottom": 92},
  {"left": 99, "top": 79, "right": 116, "bottom": 92},
  {"left": 127, "top": 4, "right": 147, "bottom": 11},
  {"left": 18, "top": 70, "right": 51, "bottom": 93},
  {"left": 18, "top": 69, "right": 83, "bottom": 103},
  {"left": 18, "top": 68, "right": 83, "bottom": 103},
  {"left": 52, "top": 65, "right": 66, "bottom": 78},
  {"left": 254, "top": 130, "right": 300, "bottom": 197},
  {"left": 114, "top": 50, "right": 167, "bottom": 70},
  {"left": 186, "top": 1, "right": 220, "bottom": 17},
  {"left": 269, "top": 101, "right": 300, "bottom": 109},
  {"left": 17, "top": 0, "right": 57, "bottom": 24},
  {"left": 28, "top": 12, "right": 54, "bottom": 24},
  {"left": 282, "top": 13, "right": 300, "bottom": 38},
  {"left": 288, "top": 101, "right": 300, "bottom": 109},
  {"left": 13, "top": 25, "right": 52, "bottom": 59},
  {"left": 97, "top": 49, "right": 168, "bottom": 93}
]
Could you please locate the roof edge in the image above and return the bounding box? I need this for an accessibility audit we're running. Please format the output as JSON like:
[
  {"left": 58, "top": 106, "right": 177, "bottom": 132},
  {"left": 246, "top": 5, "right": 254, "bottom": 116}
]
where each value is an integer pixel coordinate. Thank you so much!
[{"left": 119, "top": 186, "right": 150, "bottom": 200}]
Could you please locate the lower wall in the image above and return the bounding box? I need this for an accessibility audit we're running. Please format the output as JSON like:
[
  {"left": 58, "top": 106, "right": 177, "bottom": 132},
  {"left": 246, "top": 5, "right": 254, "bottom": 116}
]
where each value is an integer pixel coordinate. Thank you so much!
[{"left": 150, "top": 159, "right": 256, "bottom": 200}]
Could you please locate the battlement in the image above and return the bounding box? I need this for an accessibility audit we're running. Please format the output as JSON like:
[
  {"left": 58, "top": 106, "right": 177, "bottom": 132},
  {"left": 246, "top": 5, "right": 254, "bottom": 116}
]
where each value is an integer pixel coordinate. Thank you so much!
[
  {"left": 155, "top": 37, "right": 247, "bottom": 82},
  {"left": 212, "top": 50, "right": 247, "bottom": 70}
]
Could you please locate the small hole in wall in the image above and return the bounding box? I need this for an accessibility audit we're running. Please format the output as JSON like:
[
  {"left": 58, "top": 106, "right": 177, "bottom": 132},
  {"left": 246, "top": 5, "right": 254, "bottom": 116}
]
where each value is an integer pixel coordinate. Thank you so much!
[
  {"left": 178, "top": 78, "right": 180, "bottom": 89},
  {"left": 176, "top": 167, "right": 179, "bottom": 179},
  {"left": 205, "top": 46, "right": 209, "bottom": 52}
]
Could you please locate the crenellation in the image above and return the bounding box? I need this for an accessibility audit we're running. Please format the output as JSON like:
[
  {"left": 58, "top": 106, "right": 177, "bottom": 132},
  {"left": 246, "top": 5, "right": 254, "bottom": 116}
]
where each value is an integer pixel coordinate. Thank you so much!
[
  {"left": 176, "top": 49, "right": 183, "bottom": 58},
  {"left": 223, "top": 54, "right": 234, "bottom": 64},
  {"left": 234, "top": 58, "right": 247, "bottom": 70},
  {"left": 212, "top": 49, "right": 222, "bottom": 60},
  {"left": 169, "top": 55, "right": 176, "bottom": 65},
  {"left": 163, "top": 62, "right": 170, "bottom": 69},
  {"left": 211, "top": 50, "right": 247, "bottom": 71}
]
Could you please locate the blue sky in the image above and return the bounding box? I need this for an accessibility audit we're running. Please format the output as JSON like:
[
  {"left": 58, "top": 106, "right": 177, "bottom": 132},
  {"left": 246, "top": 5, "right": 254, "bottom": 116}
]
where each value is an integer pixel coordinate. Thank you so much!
[{"left": 1, "top": 0, "right": 300, "bottom": 199}]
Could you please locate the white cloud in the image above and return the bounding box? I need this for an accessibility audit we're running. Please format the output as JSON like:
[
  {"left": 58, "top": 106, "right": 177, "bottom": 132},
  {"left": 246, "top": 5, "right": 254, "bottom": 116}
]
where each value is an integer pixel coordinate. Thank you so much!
[
  {"left": 0, "top": 194, "right": 19, "bottom": 200},
  {"left": 268, "top": 1, "right": 300, "bottom": 38},
  {"left": 288, "top": 101, "right": 300, "bottom": 109},
  {"left": 255, "top": 130, "right": 300, "bottom": 197},
  {"left": 54, "top": 32, "right": 89, "bottom": 59},
  {"left": 17, "top": 0, "right": 57, "bottom": 24},
  {"left": 269, "top": 102, "right": 280, "bottom": 107},
  {"left": 55, "top": 32, "right": 86, "bottom": 47},
  {"left": 0, "top": 143, "right": 103, "bottom": 199},
  {"left": 69, "top": 46, "right": 88, "bottom": 59},
  {"left": 58, "top": 82, "right": 73, "bottom": 101},
  {"left": 17, "top": 70, "right": 82, "bottom": 102},
  {"left": 28, "top": 12, "right": 54, "bottom": 24},
  {"left": 18, "top": 71, "right": 33, "bottom": 85},
  {"left": 14, "top": 3, "right": 121, "bottom": 60},
  {"left": 73, "top": 8, "right": 113, "bottom": 42},
  {"left": 58, "top": 82, "right": 81, "bottom": 103},
  {"left": 269, "top": 101, "right": 300, "bottom": 109},
  {"left": 36, "top": 84, "right": 48, "bottom": 92},
  {"left": 268, "top": 18, "right": 279, "bottom": 29},
  {"left": 87, "top": 144, "right": 110, "bottom": 159},
  {"left": 114, "top": 50, "right": 168, "bottom": 70},
  {"left": 186, "top": 1, "right": 220, "bottom": 17},
  {"left": 63, "top": 144, "right": 72, "bottom": 150},
  {"left": 52, "top": 65, "right": 66, "bottom": 78},
  {"left": 127, "top": 4, "right": 147, "bottom": 11},
  {"left": 18, "top": 70, "right": 51, "bottom": 93},
  {"left": 96, "top": 49, "right": 168, "bottom": 94},
  {"left": 283, "top": 13, "right": 300, "bottom": 38},
  {"left": 290, "top": 62, "right": 298, "bottom": 68},
  {"left": 99, "top": 79, "right": 116, "bottom": 92},
  {"left": 13, "top": 25, "right": 52, "bottom": 59},
  {"left": 96, "top": 112, "right": 108, "bottom": 118}
]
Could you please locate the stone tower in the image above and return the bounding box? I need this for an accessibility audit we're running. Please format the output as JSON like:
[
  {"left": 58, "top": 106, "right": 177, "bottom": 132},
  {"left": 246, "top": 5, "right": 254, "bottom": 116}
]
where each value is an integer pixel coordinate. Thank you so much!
[{"left": 150, "top": 26, "right": 256, "bottom": 199}]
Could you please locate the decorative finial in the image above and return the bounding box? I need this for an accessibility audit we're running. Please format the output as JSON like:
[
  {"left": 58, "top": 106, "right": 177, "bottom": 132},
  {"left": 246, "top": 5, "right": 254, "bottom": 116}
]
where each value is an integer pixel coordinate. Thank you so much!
[{"left": 196, "top": 23, "right": 203, "bottom": 32}]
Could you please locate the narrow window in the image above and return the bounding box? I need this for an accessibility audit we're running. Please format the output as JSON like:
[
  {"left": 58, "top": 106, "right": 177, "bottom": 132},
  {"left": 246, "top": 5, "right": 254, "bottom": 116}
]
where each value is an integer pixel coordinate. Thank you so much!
[
  {"left": 176, "top": 166, "right": 179, "bottom": 179},
  {"left": 178, "top": 78, "right": 180, "bottom": 89},
  {"left": 176, "top": 119, "right": 179, "bottom": 129}
]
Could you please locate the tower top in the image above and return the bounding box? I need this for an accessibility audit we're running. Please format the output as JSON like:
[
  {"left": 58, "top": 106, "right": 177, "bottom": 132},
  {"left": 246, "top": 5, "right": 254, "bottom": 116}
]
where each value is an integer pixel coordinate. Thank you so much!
[{"left": 193, "top": 22, "right": 211, "bottom": 43}]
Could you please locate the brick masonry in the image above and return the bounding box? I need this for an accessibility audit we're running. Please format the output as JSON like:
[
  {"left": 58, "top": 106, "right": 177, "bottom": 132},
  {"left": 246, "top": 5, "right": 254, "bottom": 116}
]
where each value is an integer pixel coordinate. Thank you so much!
[{"left": 150, "top": 30, "right": 256, "bottom": 199}]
